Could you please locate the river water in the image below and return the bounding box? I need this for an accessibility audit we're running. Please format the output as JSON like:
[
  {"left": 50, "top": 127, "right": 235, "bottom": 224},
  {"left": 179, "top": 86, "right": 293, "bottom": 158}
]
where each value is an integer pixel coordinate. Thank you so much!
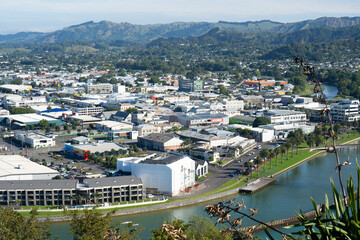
[
  {"left": 318, "top": 83, "right": 338, "bottom": 99},
  {"left": 49, "top": 143, "right": 360, "bottom": 239}
]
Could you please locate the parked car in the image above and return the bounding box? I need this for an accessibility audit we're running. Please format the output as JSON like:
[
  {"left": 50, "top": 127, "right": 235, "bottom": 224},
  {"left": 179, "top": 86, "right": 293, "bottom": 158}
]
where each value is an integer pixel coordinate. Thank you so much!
[{"left": 147, "top": 194, "right": 154, "bottom": 198}]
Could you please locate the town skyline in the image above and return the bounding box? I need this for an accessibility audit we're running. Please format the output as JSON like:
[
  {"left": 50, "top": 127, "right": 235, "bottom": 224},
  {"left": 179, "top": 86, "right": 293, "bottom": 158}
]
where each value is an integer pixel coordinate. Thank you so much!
[{"left": 1, "top": 0, "right": 360, "bottom": 34}]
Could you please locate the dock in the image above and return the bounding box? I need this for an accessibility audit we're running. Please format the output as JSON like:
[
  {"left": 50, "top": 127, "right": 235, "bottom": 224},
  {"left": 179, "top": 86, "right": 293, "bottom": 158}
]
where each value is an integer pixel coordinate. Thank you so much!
[{"left": 239, "top": 177, "right": 276, "bottom": 194}]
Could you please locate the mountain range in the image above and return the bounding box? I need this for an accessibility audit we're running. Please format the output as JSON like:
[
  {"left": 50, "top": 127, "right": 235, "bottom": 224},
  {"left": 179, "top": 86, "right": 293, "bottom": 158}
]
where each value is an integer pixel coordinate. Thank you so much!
[{"left": 1, "top": 16, "right": 360, "bottom": 44}]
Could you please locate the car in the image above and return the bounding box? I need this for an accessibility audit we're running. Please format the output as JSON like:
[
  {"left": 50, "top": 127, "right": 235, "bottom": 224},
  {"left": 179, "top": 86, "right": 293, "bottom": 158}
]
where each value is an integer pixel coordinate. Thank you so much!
[
  {"left": 229, "top": 173, "right": 234, "bottom": 177},
  {"left": 147, "top": 194, "right": 154, "bottom": 198}
]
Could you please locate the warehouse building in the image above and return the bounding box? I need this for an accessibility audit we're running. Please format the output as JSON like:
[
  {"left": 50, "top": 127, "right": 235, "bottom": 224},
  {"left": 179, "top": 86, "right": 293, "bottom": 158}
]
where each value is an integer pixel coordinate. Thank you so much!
[
  {"left": 0, "top": 155, "right": 59, "bottom": 180},
  {"left": 117, "top": 154, "right": 195, "bottom": 196}
]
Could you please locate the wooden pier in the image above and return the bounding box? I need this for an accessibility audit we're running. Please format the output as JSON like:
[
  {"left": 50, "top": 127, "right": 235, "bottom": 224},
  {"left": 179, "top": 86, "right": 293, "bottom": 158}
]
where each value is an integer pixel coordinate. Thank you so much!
[{"left": 239, "top": 177, "right": 276, "bottom": 194}]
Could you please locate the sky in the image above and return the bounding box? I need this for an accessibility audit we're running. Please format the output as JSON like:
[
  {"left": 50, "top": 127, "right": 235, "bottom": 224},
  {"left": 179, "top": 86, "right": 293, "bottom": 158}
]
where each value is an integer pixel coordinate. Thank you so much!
[{"left": 0, "top": 0, "right": 360, "bottom": 34}]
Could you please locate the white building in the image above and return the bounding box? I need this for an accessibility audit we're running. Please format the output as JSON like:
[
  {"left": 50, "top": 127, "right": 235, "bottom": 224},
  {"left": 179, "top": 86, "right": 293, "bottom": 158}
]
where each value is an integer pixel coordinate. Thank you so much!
[
  {"left": 85, "top": 83, "right": 113, "bottom": 94},
  {"left": 227, "top": 124, "right": 275, "bottom": 142},
  {"left": 96, "top": 121, "right": 133, "bottom": 132},
  {"left": 0, "top": 155, "right": 58, "bottom": 180},
  {"left": 221, "top": 99, "right": 244, "bottom": 110},
  {"left": 3, "top": 95, "right": 47, "bottom": 109},
  {"left": 262, "top": 123, "right": 316, "bottom": 139},
  {"left": 263, "top": 110, "right": 307, "bottom": 124},
  {"left": 117, "top": 154, "right": 195, "bottom": 196},
  {"left": 14, "top": 132, "right": 55, "bottom": 148},
  {"left": 330, "top": 99, "right": 360, "bottom": 122}
]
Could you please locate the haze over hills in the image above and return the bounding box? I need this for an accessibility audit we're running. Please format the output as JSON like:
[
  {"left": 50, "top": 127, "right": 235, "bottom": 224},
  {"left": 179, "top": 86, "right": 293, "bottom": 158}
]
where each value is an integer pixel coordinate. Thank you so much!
[{"left": 0, "top": 16, "right": 360, "bottom": 44}]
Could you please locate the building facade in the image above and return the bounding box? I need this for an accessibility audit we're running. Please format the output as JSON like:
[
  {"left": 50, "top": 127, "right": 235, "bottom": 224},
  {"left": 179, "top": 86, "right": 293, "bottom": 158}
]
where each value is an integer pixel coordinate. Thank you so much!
[
  {"left": 330, "top": 99, "right": 360, "bottom": 122},
  {"left": 0, "top": 176, "right": 143, "bottom": 206}
]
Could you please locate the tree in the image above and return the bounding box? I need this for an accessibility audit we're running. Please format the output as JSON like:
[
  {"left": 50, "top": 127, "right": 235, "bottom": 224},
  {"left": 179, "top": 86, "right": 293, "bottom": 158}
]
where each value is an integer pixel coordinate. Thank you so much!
[
  {"left": 0, "top": 208, "right": 51, "bottom": 239},
  {"left": 10, "top": 78, "right": 23, "bottom": 85},
  {"left": 219, "top": 85, "right": 228, "bottom": 95},
  {"left": 280, "top": 145, "right": 286, "bottom": 163},
  {"left": 69, "top": 208, "right": 141, "bottom": 240},
  {"left": 47, "top": 105, "right": 52, "bottom": 112},
  {"left": 284, "top": 141, "right": 291, "bottom": 160},
  {"left": 252, "top": 117, "right": 271, "bottom": 127},
  {"left": 151, "top": 216, "right": 232, "bottom": 240},
  {"left": 268, "top": 149, "right": 275, "bottom": 170},
  {"left": 260, "top": 148, "right": 269, "bottom": 172},
  {"left": 38, "top": 119, "right": 49, "bottom": 130},
  {"left": 126, "top": 107, "right": 138, "bottom": 113},
  {"left": 274, "top": 147, "right": 280, "bottom": 166}
]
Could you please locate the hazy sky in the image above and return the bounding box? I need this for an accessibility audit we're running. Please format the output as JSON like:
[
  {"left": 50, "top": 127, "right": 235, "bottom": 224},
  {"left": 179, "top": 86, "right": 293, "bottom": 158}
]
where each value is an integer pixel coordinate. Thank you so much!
[{"left": 1, "top": 0, "right": 359, "bottom": 34}]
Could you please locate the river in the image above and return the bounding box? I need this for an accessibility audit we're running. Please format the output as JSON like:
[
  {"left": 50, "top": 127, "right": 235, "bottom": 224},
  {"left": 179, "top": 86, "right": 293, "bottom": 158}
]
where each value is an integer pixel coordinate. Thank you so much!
[
  {"left": 49, "top": 143, "right": 360, "bottom": 239},
  {"left": 317, "top": 83, "right": 338, "bottom": 99}
]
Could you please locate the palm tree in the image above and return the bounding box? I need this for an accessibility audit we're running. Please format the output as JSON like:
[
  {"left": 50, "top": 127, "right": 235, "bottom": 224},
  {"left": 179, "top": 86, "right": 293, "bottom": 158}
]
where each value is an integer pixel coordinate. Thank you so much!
[
  {"left": 289, "top": 137, "right": 296, "bottom": 157},
  {"left": 269, "top": 150, "right": 275, "bottom": 170},
  {"left": 254, "top": 156, "right": 262, "bottom": 176},
  {"left": 249, "top": 161, "right": 254, "bottom": 179},
  {"left": 274, "top": 147, "right": 280, "bottom": 166},
  {"left": 285, "top": 142, "right": 291, "bottom": 160},
  {"left": 280, "top": 146, "right": 286, "bottom": 163},
  {"left": 260, "top": 148, "right": 269, "bottom": 172}
]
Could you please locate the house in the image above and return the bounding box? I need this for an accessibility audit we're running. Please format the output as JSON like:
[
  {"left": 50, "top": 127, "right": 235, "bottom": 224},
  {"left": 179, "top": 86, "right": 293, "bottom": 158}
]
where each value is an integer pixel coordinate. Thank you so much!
[
  {"left": 111, "top": 111, "right": 132, "bottom": 123},
  {"left": 138, "top": 133, "right": 183, "bottom": 152},
  {"left": 195, "top": 160, "right": 209, "bottom": 178}
]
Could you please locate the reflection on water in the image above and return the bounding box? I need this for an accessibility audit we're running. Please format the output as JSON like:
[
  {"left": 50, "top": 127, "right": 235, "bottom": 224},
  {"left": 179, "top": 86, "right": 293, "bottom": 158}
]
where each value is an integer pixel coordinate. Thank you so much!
[{"left": 50, "top": 144, "right": 359, "bottom": 239}]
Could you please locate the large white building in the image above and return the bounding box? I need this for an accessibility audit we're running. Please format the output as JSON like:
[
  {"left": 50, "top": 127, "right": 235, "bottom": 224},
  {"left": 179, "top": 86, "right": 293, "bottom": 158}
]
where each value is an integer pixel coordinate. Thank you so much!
[
  {"left": 330, "top": 99, "right": 360, "bottom": 122},
  {"left": 14, "top": 132, "right": 55, "bottom": 148},
  {"left": 0, "top": 155, "right": 58, "bottom": 180},
  {"left": 117, "top": 154, "right": 195, "bottom": 196},
  {"left": 263, "top": 110, "right": 307, "bottom": 124}
]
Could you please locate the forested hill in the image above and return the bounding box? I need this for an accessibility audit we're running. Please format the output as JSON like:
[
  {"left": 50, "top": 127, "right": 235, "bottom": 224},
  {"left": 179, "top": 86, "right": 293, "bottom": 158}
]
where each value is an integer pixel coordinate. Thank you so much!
[{"left": 1, "top": 16, "right": 360, "bottom": 44}]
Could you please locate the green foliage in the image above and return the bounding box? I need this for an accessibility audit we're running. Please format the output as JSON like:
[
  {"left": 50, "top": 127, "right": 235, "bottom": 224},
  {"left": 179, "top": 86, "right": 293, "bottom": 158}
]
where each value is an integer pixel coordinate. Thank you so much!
[
  {"left": 69, "top": 209, "right": 141, "bottom": 240},
  {"left": 151, "top": 216, "right": 233, "bottom": 240},
  {"left": 0, "top": 208, "right": 51, "bottom": 240},
  {"left": 252, "top": 117, "right": 271, "bottom": 127},
  {"left": 10, "top": 78, "right": 23, "bottom": 85},
  {"left": 125, "top": 107, "right": 138, "bottom": 113},
  {"left": 10, "top": 107, "right": 36, "bottom": 114}
]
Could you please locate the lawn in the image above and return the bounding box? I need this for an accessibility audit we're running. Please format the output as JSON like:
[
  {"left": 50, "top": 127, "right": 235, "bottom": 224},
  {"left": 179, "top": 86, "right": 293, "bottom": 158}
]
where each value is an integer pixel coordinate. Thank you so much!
[{"left": 250, "top": 149, "right": 322, "bottom": 179}]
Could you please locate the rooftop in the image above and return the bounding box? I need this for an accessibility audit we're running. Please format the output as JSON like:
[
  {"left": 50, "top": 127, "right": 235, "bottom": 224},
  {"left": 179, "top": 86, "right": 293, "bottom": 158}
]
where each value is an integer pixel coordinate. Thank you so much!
[
  {"left": 83, "top": 176, "right": 142, "bottom": 188},
  {"left": 0, "top": 179, "right": 77, "bottom": 190},
  {"left": 0, "top": 155, "right": 58, "bottom": 178}
]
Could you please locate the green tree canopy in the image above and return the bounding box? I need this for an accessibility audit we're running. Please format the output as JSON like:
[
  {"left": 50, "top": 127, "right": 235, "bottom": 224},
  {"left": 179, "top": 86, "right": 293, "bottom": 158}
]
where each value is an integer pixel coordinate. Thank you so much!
[{"left": 252, "top": 117, "right": 271, "bottom": 127}]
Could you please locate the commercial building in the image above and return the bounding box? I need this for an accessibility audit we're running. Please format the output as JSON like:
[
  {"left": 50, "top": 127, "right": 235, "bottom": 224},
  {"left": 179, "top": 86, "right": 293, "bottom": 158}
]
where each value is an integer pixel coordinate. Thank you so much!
[
  {"left": 0, "top": 176, "right": 143, "bottom": 206},
  {"left": 263, "top": 110, "right": 307, "bottom": 124},
  {"left": 262, "top": 123, "right": 316, "bottom": 139},
  {"left": 117, "top": 154, "right": 195, "bottom": 196},
  {"left": 96, "top": 121, "right": 133, "bottom": 132},
  {"left": 179, "top": 78, "right": 204, "bottom": 92},
  {"left": 64, "top": 142, "right": 125, "bottom": 160},
  {"left": 177, "top": 113, "right": 229, "bottom": 127},
  {"left": 138, "top": 133, "right": 183, "bottom": 152},
  {"left": 330, "top": 99, "right": 360, "bottom": 122},
  {"left": 85, "top": 83, "right": 113, "bottom": 94},
  {"left": 14, "top": 132, "right": 55, "bottom": 148},
  {"left": 6, "top": 113, "right": 63, "bottom": 128},
  {"left": 134, "top": 124, "right": 161, "bottom": 136},
  {"left": 0, "top": 84, "right": 32, "bottom": 93},
  {"left": 3, "top": 95, "right": 47, "bottom": 109},
  {"left": 72, "top": 107, "right": 104, "bottom": 116},
  {"left": 0, "top": 155, "right": 58, "bottom": 180}
]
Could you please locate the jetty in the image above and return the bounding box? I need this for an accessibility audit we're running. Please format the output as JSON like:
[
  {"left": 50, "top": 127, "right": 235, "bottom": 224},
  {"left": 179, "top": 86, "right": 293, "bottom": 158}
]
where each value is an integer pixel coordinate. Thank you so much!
[{"left": 239, "top": 177, "right": 276, "bottom": 194}]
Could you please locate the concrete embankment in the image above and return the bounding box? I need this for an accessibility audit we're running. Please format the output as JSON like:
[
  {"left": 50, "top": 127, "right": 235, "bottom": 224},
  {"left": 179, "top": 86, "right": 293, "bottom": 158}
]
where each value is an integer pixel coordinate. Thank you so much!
[{"left": 239, "top": 177, "right": 276, "bottom": 194}]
